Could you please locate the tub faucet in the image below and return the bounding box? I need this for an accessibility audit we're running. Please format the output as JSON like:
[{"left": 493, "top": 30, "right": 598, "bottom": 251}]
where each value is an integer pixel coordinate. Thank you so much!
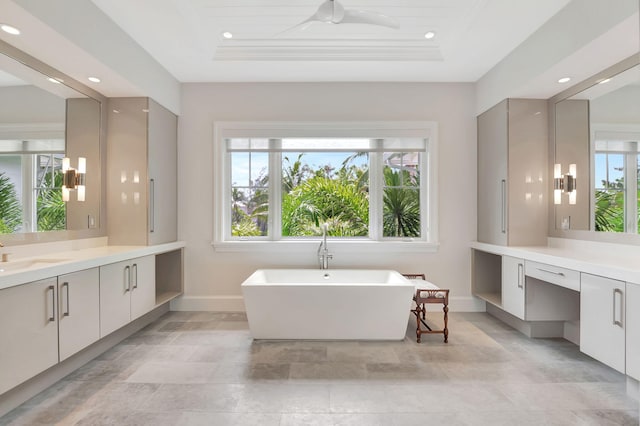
[{"left": 317, "top": 223, "right": 333, "bottom": 269}]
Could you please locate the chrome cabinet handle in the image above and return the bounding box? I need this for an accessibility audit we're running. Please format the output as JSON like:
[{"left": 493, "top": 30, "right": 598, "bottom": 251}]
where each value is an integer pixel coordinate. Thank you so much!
[
  {"left": 613, "top": 288, "right": 624, "bottom": 328},
  {"left": 501, "top": 179, "right": 506, "bottom": 234},
  {"left": 62, "top": 282, "right": 70, "bottom": 317},
  {"left": 124, "top": 265, "right": 131, "bottom": 293},
  {"left": 149, "top": 178, "right": 155, "bottom": 233},
  {"left": 48, "top": 285, "right": 55, "bottom": 322},
  {"left": 517, "top": 263, "right": 524, "bottom": 289},
  {"left": 537, "top": 268, "right": 565, "bottom": 277},
  {"left": 132, "top": 263, "right": 138, "bottom": 290}
]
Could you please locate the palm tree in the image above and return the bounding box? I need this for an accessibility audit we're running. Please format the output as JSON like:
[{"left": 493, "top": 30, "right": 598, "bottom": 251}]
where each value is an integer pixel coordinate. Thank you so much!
[
  {"left": 0, "top": 172, "right": 22, "bottom": 234},
  {"left": 37, "top": 171, "right": 66, "bottom": 231},
  {"left": 382, "top": 167, "right": 420, "bottom": 237}
]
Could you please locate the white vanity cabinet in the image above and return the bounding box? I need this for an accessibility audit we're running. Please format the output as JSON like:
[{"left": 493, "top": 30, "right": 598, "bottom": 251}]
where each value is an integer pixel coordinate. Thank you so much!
[
  {"left": 99, "top": 255, "right": 156, "bottom": 337},
  {"left": 580, "top": 273, "right": 626, "bottom": 373},
  {"left": 0, "top": 278, "right": 59, "bottom": 395},
  {"left": 107, "top": 97, "right": 178, "bottom": 246},
  {"left": 626, "top": 282, "right": 640, "bottom": 381},
  {"left": 57, "top": 268, "right": 100, "bottom": 361},
  {"left": 477, "top": 98, "right": 548, "bottom": 246},
  {"left": 501, "top": 256, "right": 525, "bottom": 319}
]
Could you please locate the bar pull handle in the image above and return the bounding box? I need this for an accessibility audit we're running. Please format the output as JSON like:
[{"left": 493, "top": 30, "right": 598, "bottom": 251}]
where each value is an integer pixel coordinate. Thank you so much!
[
  {"left": 124, "top": 265, "right": 131, "bottom": 293},
  {"left": 501, "top": 179, "right": 506, "bottom": 234},
  {"left": 517, "top": 263, "right": 524, "bottom": 289},
  {"left": 613, "top": 288, "right": 624, "bottom": 328},
  {"left": 537, "top": 268, "right": 565, "bottom": 277},
  {"left": 132, "top": 263, "right": 138, "bottom": 290},
  {"left": 62, "top": 282, "right": 70, "bottom": 317},
  {"left": 149, "top": 178, "right": 155, "bottom": 233},
  {"left": 47, "top": 285, "right": 55, "bottom": 322}
]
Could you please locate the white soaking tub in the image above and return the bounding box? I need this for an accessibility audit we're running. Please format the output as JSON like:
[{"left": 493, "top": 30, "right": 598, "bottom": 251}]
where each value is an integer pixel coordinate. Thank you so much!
[{"left": 241, "top": 269, "right": 414, "bottom": 340}]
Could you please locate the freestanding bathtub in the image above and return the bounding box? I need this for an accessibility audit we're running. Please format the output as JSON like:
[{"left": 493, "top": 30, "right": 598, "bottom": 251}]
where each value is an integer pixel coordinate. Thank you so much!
[{"left": 241, "top": 269, "right": 414, "bottom": 340}]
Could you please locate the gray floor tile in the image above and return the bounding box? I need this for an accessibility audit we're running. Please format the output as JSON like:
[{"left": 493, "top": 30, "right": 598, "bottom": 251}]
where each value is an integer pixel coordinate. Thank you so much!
[{"left": 2, "top": 311, "right": 638, "bottom": 425}]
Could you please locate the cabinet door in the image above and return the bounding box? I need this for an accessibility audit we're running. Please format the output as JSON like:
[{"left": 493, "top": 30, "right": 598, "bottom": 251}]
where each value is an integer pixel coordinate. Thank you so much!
[
  {"left": 130, "top": 255, "right": 156, "bottom": 320},
  {"left": 627, "top": 282, "right": 640, "bottom": 380},
  {"left": 100, "top": 260, "right": 132, "bottom": 337},
  {"left": 477, "top": 100, "right": 508, "bottom": 245},
  {"left": 580, "top": 273, "right": 625, "bottom": 373},
  {"left": 502, "top": 256, "right": 525, "bottom": 319},
  {"left": 0, "top": 278, "right": 59, "bottom": 395},
  {"left": 148, "top": 99, "right": 178, "bottom": 245},
  {"left": 58, "top": 268, "right": 100, "bottom": 361}
]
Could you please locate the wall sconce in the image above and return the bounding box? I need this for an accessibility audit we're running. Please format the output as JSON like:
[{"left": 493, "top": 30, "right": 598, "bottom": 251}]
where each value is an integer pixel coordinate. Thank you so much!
[
  {"left": 554, "top": 163, "right": 576, "bottom": 205},
  {"left": 62, "top": 157, "right": 86, "bottom": 202}
]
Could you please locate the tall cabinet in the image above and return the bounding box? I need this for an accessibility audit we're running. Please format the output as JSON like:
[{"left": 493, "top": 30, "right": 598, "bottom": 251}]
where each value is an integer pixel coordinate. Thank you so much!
[
  {"left": 107, "top": 98, "right": 178, "bottom": 245},
  {"left": 477, "top": 99, "right": 548, "bottom": 246}
]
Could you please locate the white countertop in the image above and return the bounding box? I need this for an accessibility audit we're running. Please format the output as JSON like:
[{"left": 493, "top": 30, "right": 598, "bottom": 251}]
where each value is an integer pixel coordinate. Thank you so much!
[
  {"left": 0, "top": 241, "right": 185, "bottom": 290},
  {"left": 471, "top": 240, "right": 640, "bottom": 284}
]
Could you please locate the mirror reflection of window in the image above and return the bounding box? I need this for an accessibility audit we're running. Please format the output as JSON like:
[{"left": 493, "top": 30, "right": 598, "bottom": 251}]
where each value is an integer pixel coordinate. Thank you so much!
[
  {"left": 0, "top": 140, "right": 65, "bottom": 233},
  {"left": 593, "top": 134, "right": 640, "bottom": 233}
]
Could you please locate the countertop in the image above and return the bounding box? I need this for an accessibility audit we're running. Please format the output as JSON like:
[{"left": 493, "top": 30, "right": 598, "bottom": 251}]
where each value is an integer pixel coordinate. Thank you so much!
[
  {"left": 471, "top": 241, "right": 640, "bottom": 284},
  {"left": 0, "top": 241, "right": 185, "bottom": 290}
]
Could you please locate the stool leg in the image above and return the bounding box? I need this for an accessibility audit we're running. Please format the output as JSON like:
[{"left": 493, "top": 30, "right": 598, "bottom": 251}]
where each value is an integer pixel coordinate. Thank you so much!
[
  {"left": 415, "top": 306, "right": 422, "bottom": 343},
  {"left": 443, "top": 303, "right": 449, "bottom": 343},
  {"left": 421, "top": 303, "right": 426, "bottom": 320}
]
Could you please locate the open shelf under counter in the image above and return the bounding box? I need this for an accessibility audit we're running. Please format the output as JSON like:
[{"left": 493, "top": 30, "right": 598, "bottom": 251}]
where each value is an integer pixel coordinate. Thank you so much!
[
  {"left": 472, "top": 249, "right": 503, "bottom": 308},
  {"left": 155, "top": 249, "right": 183, "bottom": 306},
  {"left": 474, "top": 292, "right": 502, "bottom": 307}
]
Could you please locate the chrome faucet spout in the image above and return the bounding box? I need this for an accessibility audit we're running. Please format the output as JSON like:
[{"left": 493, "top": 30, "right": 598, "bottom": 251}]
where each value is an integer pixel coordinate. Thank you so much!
[{"left": 317, "top": 223, "right": 333, "bottom": 269}]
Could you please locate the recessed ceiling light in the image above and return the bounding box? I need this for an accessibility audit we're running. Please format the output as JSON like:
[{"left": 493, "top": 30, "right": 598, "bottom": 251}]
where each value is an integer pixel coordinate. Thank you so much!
[
  {"left": 598, "top": 78, "right": 611, "bottom": 84},
  {"left": 222, "top": 31, "right": 233, "bottom": 39},
  {"left": 557, "top": 77, "right": 571, "bottom": 84},
  {"left": 88, "top": 76, "right": 101, "bottom": 83},
  {"left": 0, "top": 24, "right": 20, "bottom": 35},
  {"left": 47, "top": 77, "right": 63, "bottom": 84},
  {"left": 424, "top": 31, "right": 436, "bottom": 40}
]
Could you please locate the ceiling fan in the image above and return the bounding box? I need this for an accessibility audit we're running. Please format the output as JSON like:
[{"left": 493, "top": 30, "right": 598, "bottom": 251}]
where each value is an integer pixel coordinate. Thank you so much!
[{"left": 276, "top": 0, "right": 400, "bottom": 35}]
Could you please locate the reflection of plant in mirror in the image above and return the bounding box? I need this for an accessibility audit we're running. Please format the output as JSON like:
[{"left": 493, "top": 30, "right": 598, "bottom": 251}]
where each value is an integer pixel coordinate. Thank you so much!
[
  {"left": 595, "top": 190, "right": 624, "bottom": 232},
  {"left": 37, "top": 171, "right": 65, "bottom": 231},
  {"left": 0, "top": 172, "right": 22, "bottom": 234}
]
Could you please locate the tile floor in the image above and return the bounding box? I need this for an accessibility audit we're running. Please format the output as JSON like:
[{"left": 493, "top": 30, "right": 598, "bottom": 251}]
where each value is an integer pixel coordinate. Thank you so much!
[{"left": 1, "top": 311, "right": 638, "bottom": 425}]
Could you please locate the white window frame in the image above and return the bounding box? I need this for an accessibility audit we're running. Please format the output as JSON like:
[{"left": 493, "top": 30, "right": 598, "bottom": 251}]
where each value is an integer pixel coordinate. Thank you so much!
[{"left": 212, "top": 121, "right": 439, "bottom": 253}]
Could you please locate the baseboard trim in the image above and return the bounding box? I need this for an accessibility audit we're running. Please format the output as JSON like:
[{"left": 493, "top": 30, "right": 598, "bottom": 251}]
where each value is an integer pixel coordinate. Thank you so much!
[
  {"left": 170, "top": 295, "right": 486, "bottom": 312},
  {"left": 486, "top": 304, "right": 566, "bottom": 338},
  {"left": 0, "top": 304, "right": 169, "bottom": 418}
]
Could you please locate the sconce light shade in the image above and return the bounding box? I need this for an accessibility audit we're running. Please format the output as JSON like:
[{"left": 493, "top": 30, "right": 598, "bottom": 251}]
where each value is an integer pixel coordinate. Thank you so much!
[
  {"left": 553, "top": 163, "right": 577, "bottom": 205},
  {"left": 62, "top": 157, "right": 86, "bottom": 202}
]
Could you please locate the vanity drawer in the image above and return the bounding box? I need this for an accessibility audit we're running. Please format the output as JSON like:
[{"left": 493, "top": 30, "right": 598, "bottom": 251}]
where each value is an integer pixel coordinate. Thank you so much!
[{"left": 525, "top": 260, "right": 580, "bottom": 291}]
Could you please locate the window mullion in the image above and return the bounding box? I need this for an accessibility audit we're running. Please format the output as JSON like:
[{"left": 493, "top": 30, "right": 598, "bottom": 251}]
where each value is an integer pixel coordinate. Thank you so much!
[
  {"left": 370, "top": 151, "right": 382, "bottom": 240},
  {"left": 625, "top": 152, "right": 637, "bottom": 233},
  {"left": 269, "top": 139, "right": 282, "bottom": 240}
]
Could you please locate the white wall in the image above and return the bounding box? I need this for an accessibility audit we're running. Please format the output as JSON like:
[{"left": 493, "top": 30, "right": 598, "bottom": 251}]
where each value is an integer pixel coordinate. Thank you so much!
[{"left": 174, "top": 82, "right": 482, "bottom": 312}]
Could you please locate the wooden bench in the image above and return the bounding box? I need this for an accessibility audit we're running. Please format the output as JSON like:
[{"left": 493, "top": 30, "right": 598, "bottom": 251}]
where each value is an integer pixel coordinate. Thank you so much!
[{"left": 402, "top": 274, "right": 449, "bottom": 343}]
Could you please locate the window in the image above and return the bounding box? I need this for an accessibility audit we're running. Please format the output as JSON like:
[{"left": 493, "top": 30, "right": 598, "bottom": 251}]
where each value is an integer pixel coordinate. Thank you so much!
[
  {"left": 214, "top": 122, "right": 438, "bottom": 251},
  {"left": 593, "top": 132, "right": 640, "bottom": 233}
]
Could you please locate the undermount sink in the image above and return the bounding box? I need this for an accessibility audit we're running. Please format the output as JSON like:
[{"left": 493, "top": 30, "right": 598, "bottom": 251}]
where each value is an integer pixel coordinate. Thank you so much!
[{"left": 0, "top": 258, "right": 70, "bottom": 273}]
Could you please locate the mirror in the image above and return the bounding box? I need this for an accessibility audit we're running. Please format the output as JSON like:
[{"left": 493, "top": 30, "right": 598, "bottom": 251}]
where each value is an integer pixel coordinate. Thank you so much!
[
  {"left": 553, "top": 57, "right": 640, "bottom": 234},
  {"left": 0, "top": 48, "right": 102, "bottom": 235}
]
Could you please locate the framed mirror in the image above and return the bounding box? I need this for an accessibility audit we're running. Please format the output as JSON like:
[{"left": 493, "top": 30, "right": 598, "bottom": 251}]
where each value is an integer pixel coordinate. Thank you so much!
[
  {"left": 0, "top": 40, "right": 105, "bottom": 241},
  {"left": 553, "top": 54, "right": 640, "bottom": 236}
]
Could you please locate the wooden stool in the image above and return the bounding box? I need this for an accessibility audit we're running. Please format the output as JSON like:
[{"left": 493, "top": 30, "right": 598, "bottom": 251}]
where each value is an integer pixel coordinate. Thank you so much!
[{"left": 402, "top": 274, "right": 449, "bottom": 343}]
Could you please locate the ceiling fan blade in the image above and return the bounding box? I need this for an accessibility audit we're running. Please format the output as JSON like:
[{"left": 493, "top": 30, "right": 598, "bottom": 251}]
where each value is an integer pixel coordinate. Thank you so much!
[
  {"left": 272, "top": 17, "right": 317, "bottom": 38},
  {"left": 341, "top": 9, "right": 399, "bottom": 29}
]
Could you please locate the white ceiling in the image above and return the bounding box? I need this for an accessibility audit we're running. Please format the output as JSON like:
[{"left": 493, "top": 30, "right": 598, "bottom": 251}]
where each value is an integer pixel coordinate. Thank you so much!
[{"left": 89, "top": 0, "right": 572, "bottom": 83}]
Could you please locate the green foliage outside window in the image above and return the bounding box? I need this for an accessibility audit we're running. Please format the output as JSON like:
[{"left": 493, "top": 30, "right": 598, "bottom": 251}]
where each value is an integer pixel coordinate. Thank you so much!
[{"left": 0, "top": 172, "right": 22, "bottom": 234}]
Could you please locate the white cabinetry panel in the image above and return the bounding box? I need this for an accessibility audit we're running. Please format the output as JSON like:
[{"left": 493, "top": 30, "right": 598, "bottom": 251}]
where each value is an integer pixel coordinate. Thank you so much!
[
  {"left": 502, "top": 256, "right": 525, "bottom": 319},
  {"left": 580, "top": 273, "right": 625, "bottom": 373},
  {"left": 0, "top": 278, "right": 59, "bottom": 395},
  {"left": 626, "top": 282, "right": 640, "bottom": 380}
]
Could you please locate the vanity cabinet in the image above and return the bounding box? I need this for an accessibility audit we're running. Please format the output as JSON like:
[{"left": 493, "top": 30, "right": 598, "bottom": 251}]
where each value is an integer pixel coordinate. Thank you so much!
[
  {"left": 99, "top": 256, "right": 156, "bottom": 337},
  {"left": 57, "top": 268, "right": 100, "bottom": 361},
  {"left": 580, "top": 273, "right": 625, "bottom": 373},
  {"left": 477, "top": 98, "right": 548, "bottom": 246},
  {"left": 502, "top": 256, "right": 525, "bottom": 319},
  {"left": 107, "top": 97, "right": 177, "bottom": 246},
  {"left": 0, "top": 278, "right": 59, "bottom": 395},
  {"left": 627, "top": 282, "right": 640, "bottom": 381}
]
